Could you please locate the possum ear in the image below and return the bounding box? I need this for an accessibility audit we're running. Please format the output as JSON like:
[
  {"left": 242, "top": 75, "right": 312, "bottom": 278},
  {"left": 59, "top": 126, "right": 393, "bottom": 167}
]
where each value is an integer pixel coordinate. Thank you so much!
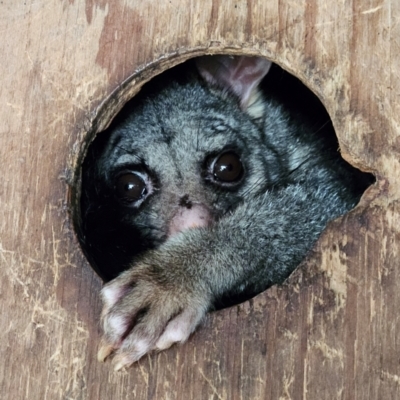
[{"left": 195, "top": 55, "right": 272, "bottom": 110}]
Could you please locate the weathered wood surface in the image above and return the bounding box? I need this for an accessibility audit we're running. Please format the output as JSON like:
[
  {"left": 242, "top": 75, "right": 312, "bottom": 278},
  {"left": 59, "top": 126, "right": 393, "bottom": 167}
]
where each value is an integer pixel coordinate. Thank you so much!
[{"left": 1, "top": 0, "right": 399, "bottom": 399}]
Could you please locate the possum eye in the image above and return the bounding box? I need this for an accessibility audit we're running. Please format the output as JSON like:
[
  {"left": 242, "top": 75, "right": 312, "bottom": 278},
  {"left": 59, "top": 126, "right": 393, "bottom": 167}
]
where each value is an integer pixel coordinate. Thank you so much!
[
  {"left": 114, "top": 172, "right": 150, "bottom": 205},
  {"left": 212, "top": 151, "right": 243, "bottom": 183}
]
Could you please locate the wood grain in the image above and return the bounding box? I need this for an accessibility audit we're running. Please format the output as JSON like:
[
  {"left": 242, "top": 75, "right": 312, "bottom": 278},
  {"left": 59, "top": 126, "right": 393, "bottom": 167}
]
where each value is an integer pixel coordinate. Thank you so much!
[{"left": 0, "top": 0, "right": 399, "bottom": 399}]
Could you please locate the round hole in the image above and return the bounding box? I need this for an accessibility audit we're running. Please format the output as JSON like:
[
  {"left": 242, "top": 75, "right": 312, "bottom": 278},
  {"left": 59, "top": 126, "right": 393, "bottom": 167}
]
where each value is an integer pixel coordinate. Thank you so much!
[{"left": 75, "top": 55, "right": 374, "bottom": 309}]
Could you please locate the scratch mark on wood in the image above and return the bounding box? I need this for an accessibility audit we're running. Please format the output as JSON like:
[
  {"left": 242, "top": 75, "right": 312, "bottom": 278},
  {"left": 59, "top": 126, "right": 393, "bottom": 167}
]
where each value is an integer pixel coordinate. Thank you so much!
[
  {"left": 198, "top": 368, "right": 224, "bottom": 400},
  {"left": 320, "top": 233, "right": 348, "bottom": 310},
  {"left": 309, "top": 340, "right": 344, "bottom": 366},
  {"left": 381, "top": 370, "right": 400, "bottom": 384},
  {"left": 361, "top": 6, "right": 383, "bottom": 15},
  {"left": 283, "top": 329, "right": 299, "bottom": 341},
  {"left": 137, "top": 362, "right": 149, "bottom": 386},
  {"left": 279, "top": 370, "right": 295, "bottom": 400}
]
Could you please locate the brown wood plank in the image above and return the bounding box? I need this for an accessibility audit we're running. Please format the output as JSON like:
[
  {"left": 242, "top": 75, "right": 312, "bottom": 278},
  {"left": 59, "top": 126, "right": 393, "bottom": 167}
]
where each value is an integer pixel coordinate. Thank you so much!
[{"left": 0, "top": 0, "right": 399, "bottom": 398}]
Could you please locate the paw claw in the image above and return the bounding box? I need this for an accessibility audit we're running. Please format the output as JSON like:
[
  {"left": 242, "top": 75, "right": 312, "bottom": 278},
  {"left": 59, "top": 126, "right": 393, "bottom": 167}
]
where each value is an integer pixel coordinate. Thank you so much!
[
  {"left": 113, "top": 354, "right": 134, "bottom": 371},
  {"left": 97, "top": 261, "right": 210, "bottom": 367},
  {"left": 114, "top": 361, "right": 128, "bottom": 372},
  {"left": 97, "top": 342, "right": 115, "bottom": 362}
]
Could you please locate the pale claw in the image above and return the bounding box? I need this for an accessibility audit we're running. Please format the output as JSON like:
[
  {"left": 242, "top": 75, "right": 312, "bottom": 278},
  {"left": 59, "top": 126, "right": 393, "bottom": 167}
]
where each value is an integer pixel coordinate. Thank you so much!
[{"left": 97, "top": 341, "right": 116, "bottom": 362}]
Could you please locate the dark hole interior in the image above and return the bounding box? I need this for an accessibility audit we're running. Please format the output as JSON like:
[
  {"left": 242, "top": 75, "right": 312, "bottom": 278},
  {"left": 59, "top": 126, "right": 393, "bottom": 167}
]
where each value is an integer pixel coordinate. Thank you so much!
[{"left": 78, "top": 57, "right": 374, "bottom": 309}]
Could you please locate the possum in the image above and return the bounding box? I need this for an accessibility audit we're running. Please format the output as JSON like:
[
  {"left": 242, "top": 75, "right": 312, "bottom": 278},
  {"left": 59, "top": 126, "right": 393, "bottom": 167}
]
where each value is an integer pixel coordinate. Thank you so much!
[{"left": 80, "top": 55, "right": 372, "bottom": 370}]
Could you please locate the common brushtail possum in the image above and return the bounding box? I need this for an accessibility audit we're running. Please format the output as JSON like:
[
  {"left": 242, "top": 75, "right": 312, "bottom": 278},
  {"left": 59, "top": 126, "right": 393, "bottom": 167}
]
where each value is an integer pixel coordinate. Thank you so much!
[{"left": 80, "top": 55, "right": 371, "bottom": 370}]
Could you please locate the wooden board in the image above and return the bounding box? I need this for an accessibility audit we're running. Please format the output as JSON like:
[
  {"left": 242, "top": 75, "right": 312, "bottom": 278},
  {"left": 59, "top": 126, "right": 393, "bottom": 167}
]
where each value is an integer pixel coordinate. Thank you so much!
[{"left": 1, "top": 0, "right": 399, "bottom": 398}]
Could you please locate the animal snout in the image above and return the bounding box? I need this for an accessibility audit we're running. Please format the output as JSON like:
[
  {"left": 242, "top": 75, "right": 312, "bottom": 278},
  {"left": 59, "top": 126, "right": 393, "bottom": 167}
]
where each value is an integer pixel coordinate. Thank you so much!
[{"left": 168, "top": 199, "right": 213, "bottom": 237}]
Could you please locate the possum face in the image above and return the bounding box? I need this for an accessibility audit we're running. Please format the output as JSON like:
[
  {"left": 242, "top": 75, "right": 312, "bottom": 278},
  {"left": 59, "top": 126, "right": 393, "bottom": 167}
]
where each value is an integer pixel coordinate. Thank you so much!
[
  {"left": 82, "top": 56, "right": 292, "bottom": 280},
  {"left": 96, "top": 79, "right": 284, "bottom": 245}
]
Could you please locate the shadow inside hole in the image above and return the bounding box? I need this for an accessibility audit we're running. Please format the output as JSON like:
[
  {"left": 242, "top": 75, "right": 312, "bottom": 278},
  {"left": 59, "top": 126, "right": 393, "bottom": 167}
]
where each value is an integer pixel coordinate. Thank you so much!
[{"left": 79, "top": 57, "right": 374, "bottom": 309}]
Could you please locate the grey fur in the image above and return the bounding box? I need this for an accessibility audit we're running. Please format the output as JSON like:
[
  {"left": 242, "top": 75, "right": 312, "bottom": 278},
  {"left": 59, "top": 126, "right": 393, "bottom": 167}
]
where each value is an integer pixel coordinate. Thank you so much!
[{"left": 85, "top": 57, "right": 370, "bottom": 367}]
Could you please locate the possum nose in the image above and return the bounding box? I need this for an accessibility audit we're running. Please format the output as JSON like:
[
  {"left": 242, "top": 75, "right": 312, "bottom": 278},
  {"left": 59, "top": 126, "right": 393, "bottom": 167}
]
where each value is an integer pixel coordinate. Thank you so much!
[
  {"left": 168, "top": 203, "right": 213, "bottom": 237},
  {"left": 179, "top": 194, "right": 192, "bottom": 209}
]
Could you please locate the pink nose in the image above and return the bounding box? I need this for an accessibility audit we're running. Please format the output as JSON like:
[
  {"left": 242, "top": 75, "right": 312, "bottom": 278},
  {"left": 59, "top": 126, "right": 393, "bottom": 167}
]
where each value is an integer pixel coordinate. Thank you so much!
[{"left": 168, "top": 204, "right": 213, "bottom": 237}]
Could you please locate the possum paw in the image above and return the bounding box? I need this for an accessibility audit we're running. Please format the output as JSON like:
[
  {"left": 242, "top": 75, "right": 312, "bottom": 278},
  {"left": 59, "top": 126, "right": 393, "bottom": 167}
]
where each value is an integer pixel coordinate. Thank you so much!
[{"left": 97, "top": 262, "right": 210, "bottom": 370}]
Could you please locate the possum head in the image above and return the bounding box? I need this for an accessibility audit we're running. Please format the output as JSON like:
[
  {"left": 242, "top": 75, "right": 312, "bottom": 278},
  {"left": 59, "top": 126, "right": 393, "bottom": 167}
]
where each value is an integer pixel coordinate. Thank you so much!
[{"left": 94, "top": 56, "right": 281, "bottom": 252}]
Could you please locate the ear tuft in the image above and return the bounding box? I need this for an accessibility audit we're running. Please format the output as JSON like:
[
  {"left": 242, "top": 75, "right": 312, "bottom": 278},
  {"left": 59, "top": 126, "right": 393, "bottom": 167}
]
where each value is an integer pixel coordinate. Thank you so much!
[{"left": 195, "top": 55, "right": 272, "bottom": 110}]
